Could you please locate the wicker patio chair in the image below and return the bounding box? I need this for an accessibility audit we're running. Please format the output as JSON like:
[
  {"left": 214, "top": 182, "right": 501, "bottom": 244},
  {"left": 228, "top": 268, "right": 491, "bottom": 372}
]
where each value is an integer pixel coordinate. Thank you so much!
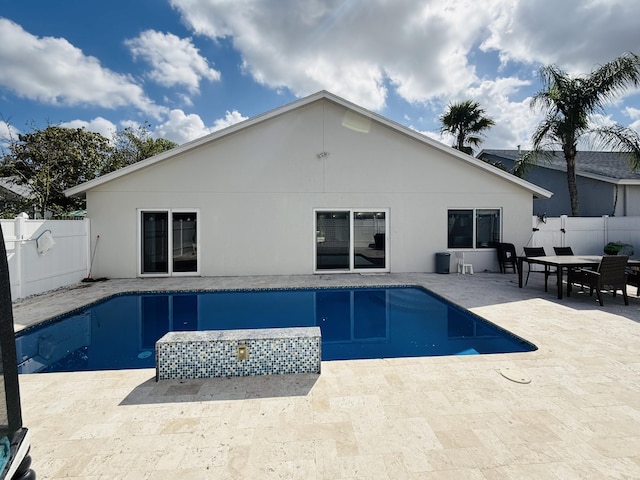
[
  {"left": 553, "top": 246, "right": 574, "bottom": 256},
  {"left": 567, "top": 255, "right": 629, "bottom": 306},
  {"left": 625, "top": 266, "right": 640, "bottom": 297}
]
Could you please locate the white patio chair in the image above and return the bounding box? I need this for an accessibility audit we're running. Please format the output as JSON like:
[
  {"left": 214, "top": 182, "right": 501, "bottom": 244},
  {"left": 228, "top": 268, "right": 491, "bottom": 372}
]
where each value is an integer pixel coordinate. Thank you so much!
[{"left": 455, "top": 252, "right": 473, "bottom": 275}]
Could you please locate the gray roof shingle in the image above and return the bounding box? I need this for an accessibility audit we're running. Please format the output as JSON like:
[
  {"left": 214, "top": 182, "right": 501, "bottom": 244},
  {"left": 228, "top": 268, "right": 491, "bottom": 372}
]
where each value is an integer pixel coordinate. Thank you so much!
[{"left": 480, "top": 149, "right": 640, "bottom": 181}]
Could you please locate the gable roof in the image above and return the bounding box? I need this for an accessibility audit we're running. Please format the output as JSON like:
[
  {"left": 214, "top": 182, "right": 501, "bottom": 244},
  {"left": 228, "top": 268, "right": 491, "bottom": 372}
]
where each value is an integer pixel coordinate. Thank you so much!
[
  {"left": 66, "top": 91, "right": 552, "bottom": 199},
  {"left": 480, "top": 149, "right": 640, "bottom": 185},
  {"left": 0, "top": 176, "right": 34, "bottom": 200}
]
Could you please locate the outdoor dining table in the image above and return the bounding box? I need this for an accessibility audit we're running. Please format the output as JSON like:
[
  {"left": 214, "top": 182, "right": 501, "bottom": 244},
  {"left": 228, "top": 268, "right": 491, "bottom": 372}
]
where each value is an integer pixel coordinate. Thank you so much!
[{"left": 518, "top": 255, "right": 606, "bottom": 299}]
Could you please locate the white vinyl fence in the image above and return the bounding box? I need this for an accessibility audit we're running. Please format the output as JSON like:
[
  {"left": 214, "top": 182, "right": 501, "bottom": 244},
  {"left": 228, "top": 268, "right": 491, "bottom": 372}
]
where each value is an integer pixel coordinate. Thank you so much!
[
  {"left": 3, "top": 213, "right": 640, "bottom": 300},
  {"left": 525, "top": 215, "right": 640, "bottom": 257},
  {"left": 1, "top": 215, "right": 90, "bottom": 300}
]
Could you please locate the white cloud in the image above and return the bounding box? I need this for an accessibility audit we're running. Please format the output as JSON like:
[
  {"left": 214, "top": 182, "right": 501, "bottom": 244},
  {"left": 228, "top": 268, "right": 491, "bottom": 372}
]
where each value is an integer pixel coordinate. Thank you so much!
[
  {"left": 625, "top": 107, "right": 640, "bottom": 120},
  {"left": 482, "top": 0, "right": 640, "bottom": 74},
  {"left": 170, "top": 0, "right": 500, "bottom": 109},
  {"left": 3, "top": 0, "right": 639, "bottom": 152},
  {"left": 464, "top": 77, "right": 539, "bottom": 150},
  {"left": 412, "top": 127, "right": 448, "bottom": 145},
  {"left": 0, "top": 121, "right": 20, "bottom": 149},
  {"left": 212, "top": 110, "right": 248, "bottom": 131},
  {"left": 0, "top": 18, "right": 164, "bottom": 118},
  {"left": 420, "top": 76, "right": 539, "bottom": 151},
  {"left": 168, "top": 0, "right": 640, "bottom": 144},
  {"left": 153, "top": 109, "right": 247, "bottom": 144},
  {"left": 125, "top": 30, "right": 220, "bottom": 94},
  {"left": 154, "top": 110, "right": 209, "bottom": 144},
  {"left": 59, "top": 117, "right": 118, "bottom": 139},
  {"left": 589, "top": 114, "right": 617, "bottom": 129}
]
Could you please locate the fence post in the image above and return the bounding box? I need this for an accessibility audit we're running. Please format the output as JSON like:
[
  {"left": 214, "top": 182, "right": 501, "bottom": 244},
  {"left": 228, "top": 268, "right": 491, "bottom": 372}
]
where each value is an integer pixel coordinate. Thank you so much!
[
  {"left": 603, "top": 215, "right": 609, "bottom": 247},
  {"left": 85, "top": 218, "right": 91, "bottom": 278},
  {"left": 14, "top": 213, "right": 28, "bottom": 300},
  {"left": 560, "top": 215, "right": 567, "bottom": 247}
]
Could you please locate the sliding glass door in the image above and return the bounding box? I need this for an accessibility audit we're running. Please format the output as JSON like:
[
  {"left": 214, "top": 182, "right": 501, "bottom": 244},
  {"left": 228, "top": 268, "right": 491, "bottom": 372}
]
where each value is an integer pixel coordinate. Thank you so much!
[
  {"left": 315, "top": 209, "right": 388, "bottom": 272},
  {"left": 140, "top": 209, "right": 198, "bottom": 275},
  {"left": 172, "top": 212, "right": 198, "bottom": 273},
  {"left": 353, "top": 211, "right": 386, "bottom": 269},
  {"left": 142, "top": 211, "right": 168, "bottom": 274},
  {"left": 315, "top": 211, "right": 350, "bottom": 270}
]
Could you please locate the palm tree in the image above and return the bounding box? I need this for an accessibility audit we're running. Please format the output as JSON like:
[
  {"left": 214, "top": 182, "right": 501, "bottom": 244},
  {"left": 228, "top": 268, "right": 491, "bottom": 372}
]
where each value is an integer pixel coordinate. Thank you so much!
[
  {"left": 530, "top": 52, "right": 640, "bottom": 216},
  {"left": 440, "top": 100, "right": 495, "bottom": 155}
]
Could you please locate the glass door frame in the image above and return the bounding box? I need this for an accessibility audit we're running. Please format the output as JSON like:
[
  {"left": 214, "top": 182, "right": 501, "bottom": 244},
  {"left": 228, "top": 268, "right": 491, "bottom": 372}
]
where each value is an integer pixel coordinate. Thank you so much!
[
  {"left": 313, "top": 208, "right": 389, "bottom": 274},
  {"left": 138, "top": 208, "right": 200, "bottom": 277}
]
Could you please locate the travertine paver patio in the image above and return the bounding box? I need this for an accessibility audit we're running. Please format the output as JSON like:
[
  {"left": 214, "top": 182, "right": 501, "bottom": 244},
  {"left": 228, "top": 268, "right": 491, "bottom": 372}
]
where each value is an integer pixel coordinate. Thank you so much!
[{"left": 12, "top": 273, "right": 640, "bottom": 479}]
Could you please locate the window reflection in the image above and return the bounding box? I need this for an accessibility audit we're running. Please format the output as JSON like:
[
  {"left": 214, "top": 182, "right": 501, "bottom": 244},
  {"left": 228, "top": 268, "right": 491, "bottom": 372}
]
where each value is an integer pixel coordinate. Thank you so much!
[
  {"left": 354, "top": 212, "right": 386, "bottom": 269},
  {"left": 172, "top": 212, "right": 197, "bottom": 272},
  {"left": 142, "top": 212, "right": 168, "bottom": 273},
  {"left": 447, "top": 210, "right": 473, "bottom": 248},
  {"left": 316, "top": 211, "right": 350, "bottom": 269},
  {"left": 476, "top": 209, "right": 500, "bottom": 248}
]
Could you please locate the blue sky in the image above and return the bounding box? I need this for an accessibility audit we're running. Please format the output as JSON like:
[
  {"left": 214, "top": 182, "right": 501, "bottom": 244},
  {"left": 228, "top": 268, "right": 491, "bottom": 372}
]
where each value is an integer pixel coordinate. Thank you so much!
[{"left": 1, "top": 0, "right": 639, "bottom": 151}]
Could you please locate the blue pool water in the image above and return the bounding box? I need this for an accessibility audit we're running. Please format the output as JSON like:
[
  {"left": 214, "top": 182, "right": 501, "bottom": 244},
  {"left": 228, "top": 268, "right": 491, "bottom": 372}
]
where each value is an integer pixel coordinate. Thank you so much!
[{"left": 15, "top": 286, "right": 536, "bottom": 373}]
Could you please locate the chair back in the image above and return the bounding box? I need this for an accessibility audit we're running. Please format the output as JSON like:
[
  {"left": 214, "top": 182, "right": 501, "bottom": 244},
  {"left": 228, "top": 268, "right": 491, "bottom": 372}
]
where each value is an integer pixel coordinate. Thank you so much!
[
  {"left": 553, "top": 246, "right": 574, "bottom": 256},
  {"left": 496, "top": 243, "right": 517, "bottom": 274},
  {"left": 497, "top": 243, "right": 516, "bottom": 261},
  {"left": 598, "top": 255, "right": 628, "bottom": 286},
  {"left": 523, "top": 246, "right": 546, "bottom": 257}
]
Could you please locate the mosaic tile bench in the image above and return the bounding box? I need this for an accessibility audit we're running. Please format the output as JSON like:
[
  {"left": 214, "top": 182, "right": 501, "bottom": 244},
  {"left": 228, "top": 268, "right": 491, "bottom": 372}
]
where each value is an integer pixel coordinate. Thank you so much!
[{"left": 155, "top": 327, "right": 321, "bottom": 380}]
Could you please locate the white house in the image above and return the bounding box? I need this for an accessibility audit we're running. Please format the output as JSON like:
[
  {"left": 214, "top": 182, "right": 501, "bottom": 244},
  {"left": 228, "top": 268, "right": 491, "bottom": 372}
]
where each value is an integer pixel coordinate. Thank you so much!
[{"left": 65, "top": 91, "right": 551, "bottom": 278}]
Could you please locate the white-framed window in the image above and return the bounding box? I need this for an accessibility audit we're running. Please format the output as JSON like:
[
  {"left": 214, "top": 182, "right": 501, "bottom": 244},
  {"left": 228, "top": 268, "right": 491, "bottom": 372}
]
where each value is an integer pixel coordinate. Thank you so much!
[
  {"left": 314, "top": 208, "right": 389, "bottom": 273},
  {"left": 138, "top": 208, "right": 199, "bottom": 276},
  {"left": 447, "top": 208, "right": 501, "bottom": 249}
]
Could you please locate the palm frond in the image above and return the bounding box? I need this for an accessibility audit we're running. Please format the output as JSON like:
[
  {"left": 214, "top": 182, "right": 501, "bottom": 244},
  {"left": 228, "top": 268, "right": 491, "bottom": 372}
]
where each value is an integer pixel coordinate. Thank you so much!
[
  {"left": 531, "top": 64, "right": 569, "bottom": 112},
  {"left": 531, "top": 116, "right": 560, "bottom": 150},
  {"left": 591, "top": 125, "right": 640, "bottom": 171},
  {"left": 586, "top": 52, "right": 640, "bottom": 109}
]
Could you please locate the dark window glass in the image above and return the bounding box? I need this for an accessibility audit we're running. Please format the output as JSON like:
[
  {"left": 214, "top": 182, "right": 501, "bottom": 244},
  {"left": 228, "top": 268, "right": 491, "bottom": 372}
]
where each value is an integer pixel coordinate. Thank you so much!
[
  {"left": 447, "top": 210, "right": 473, "bottom": 248},
  {"left": 172, "top": 212, "right": 197, "bottom": 272},
  {"left": 354, "top": 211, "right": 385, "bottom": 269},
  {"left": 142, "top": 212, "right": 168, "bottom": 274},
  {"left": 316, "top": 211, "right": 350, "bottom": 270},
  {"left": 476, "top": 209, "right": 500, "bottom": 248}
]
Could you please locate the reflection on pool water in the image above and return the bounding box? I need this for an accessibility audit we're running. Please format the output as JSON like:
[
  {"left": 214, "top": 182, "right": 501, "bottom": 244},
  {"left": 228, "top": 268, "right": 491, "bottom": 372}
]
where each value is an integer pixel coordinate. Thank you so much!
[{"left": 15, "top": 286, "right": 536, "bottom": 373}]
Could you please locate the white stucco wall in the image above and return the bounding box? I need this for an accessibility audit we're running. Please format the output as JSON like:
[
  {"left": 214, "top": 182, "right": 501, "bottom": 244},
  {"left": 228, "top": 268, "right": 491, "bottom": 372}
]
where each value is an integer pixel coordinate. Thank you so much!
[{"left": 84, "top": 99, "right": 535, "bottom": 278}]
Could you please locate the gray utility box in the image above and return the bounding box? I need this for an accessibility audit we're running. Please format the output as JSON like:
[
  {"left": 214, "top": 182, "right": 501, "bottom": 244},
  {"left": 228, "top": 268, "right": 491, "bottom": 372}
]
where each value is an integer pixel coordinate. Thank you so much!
[{"left": 435, "top": 252, "right": 451, "bottom": 274}]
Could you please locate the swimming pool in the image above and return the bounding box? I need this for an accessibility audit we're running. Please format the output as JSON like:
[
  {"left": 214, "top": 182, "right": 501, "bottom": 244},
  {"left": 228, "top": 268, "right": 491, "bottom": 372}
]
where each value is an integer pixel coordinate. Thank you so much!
[{"left": 15, "top": 286, "right": 536, "bottom": 373}]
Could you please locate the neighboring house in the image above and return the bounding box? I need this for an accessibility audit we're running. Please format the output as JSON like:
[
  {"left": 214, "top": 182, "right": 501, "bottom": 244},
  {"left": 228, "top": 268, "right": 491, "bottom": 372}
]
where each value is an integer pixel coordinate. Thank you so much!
[
  {"left": 65, "top": 91, "right": 551, "bottom": 278},
  {"left": 0, "top": 177, "right": 37, "bottom": 218},
  {"left": 479, "top": 149, "right": 640, "bottom": 217}
]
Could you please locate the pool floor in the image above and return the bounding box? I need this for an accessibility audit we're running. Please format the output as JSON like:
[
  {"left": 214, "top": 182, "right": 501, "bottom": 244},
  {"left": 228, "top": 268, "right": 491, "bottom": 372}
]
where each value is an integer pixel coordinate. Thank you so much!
[{"left": 15, "top": 286, "right": 536, "bottom": 373}]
